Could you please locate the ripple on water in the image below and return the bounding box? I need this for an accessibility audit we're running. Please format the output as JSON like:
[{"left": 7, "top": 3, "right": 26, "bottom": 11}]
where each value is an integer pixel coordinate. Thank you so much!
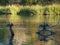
[{"left": 0, "top": 42, "right": 3, "bottom": 45}]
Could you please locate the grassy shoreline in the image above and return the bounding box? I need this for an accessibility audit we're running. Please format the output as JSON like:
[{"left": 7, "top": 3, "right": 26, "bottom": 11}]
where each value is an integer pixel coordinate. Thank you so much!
[{"left": 0, "top": 4, "right": 60, "bottom": 15}]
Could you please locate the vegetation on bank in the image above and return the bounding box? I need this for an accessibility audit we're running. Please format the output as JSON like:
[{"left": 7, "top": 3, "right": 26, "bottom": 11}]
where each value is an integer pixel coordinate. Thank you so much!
[
  {"left": 17, "top": 8, "right": 37, "bottom": 17},
  {"left": 20, "top": 0, "right": 60, "bottom": 5},
  {"left": 0, "top": 9, "right": 11, "bottom": 15},
  {"left": 0, "top": 0, "right": 60, "bottom": 5},
  {"left": 6, "top": 5, "right": 60, "bottom": 16}
]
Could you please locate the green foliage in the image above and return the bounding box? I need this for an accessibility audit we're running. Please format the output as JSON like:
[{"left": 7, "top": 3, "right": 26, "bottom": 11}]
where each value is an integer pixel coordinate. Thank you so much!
[
  {"left": 0, "top": 0, "right": 8, "bottom": 6},
  {"left": 20, "top": 0, "right": 27, "bottom": 5},
  {"left": 43, "top": 6, "right": 60, "bottom": 15},
  {"left": 20, "top": 0, "right": 60, "bottom": 5},
  {"left": 0, "top": 9, "right": 11, "bottom": 15},
  {"left": 20, "top": 0, "right": 38, "bottom": 5},
  {"left": 43, "top": 7, "right": 50, "bottom": 15},
  {"left": 0, "top": 0, "right": 60, "bottom": 5},
  {"left": 17, "top": 8, "right": 37, "bottom": 17}
]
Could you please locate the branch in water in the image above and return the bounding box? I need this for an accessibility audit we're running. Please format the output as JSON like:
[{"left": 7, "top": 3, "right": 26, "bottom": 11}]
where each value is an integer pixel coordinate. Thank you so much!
[{"left": 7, "top": 23, "right": 14, "bottom": 45}]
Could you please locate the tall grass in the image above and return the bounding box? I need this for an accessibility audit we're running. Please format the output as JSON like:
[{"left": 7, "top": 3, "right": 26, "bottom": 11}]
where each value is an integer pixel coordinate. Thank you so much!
[{"left": 8, "top": 5, "right": 60, "bottom": 16}]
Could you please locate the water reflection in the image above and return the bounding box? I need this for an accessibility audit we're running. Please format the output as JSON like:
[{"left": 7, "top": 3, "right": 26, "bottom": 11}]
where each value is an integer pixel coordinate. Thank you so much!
[
  {"left": 0, "top": 14, "right": 60, "bottom": 45},
  {"left": 0, "top": 42, "right": 3, "bottom": 45}
]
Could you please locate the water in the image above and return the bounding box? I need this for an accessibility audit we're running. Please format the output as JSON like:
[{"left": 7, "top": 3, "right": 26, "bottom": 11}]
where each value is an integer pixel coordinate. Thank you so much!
[
  {"left": 0, "top": 14, "right": 60, "bottom": 45},
  {"left": 0, "top": 43, "right": 3, "bottom": 45}
]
